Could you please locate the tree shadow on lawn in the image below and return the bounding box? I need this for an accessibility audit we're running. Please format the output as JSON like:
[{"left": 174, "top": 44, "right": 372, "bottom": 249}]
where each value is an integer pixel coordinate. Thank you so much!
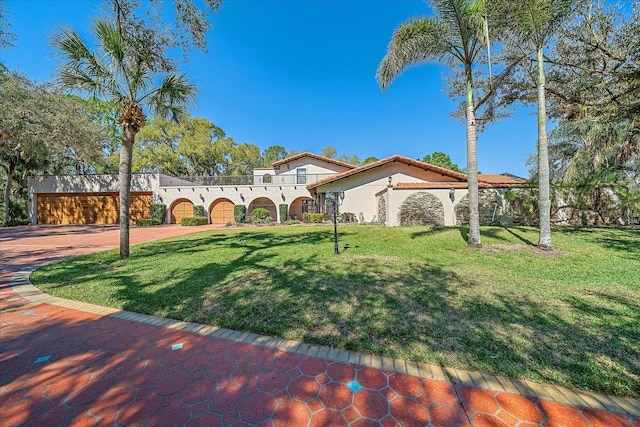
[
  {"left": 34, "top": 228, "right": 639, "bottom": 396},
  {"left": 558, "top": 227, "right": 640, "bottom": 259}
]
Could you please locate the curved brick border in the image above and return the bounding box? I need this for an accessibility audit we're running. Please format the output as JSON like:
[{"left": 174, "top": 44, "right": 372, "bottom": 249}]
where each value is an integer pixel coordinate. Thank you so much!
[{"left": 7, "top": 270, "right": 640, "bottom": 418}]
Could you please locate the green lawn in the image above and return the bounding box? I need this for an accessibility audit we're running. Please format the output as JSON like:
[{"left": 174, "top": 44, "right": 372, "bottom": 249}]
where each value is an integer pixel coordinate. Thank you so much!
[{"left": 31, "top": 225, "right": 640, "bottom": 397}]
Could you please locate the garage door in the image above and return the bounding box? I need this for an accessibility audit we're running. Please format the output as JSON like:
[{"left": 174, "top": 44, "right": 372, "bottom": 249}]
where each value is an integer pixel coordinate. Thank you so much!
[
  {"left": 36, "top": 192, "right": 152, "bottom": 225},
  {"left": 210, "top": 199, "right": 234, "bottom": 224},
  {"left": 171, "top": 199, "right": 194, "bottom": 224}
]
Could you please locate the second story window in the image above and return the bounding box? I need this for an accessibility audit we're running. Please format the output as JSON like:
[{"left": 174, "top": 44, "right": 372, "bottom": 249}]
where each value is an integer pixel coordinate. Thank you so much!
[
  {"left": 263, "top": 173, "right": 272, "bottom": 184},
  {"left": 296, "top": 168, "right": 306, "bottom": 184}
]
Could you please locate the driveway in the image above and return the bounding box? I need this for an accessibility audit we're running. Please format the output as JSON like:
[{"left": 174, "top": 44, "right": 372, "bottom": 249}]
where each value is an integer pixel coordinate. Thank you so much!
[{"left": 1, "top": 225, "right": 638, "bottom": 426}]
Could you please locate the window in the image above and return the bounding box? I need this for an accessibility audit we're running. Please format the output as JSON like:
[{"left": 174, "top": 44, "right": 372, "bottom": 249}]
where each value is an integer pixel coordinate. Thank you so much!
[
  {"left": 262, "top": 173, "right": 272, "bottom": 184},
  {"left": 296, "top": 168, "right": 307, "bottom": 184}
]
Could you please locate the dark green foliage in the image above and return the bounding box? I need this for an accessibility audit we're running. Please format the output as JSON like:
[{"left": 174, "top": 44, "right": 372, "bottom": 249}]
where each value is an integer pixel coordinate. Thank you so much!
[
  {"left": 136, "top": 218, "right": 162, "bottom": 226},
  {"left": 250, "top": 208, "right": 271, "bottom": 224},
  {"left": 284, "top": 219, "right": 300, "bottom": 225},
  {"left": 279, "top": 204, "right": 288, "bottom": 224},
  {"left": 234, "top": 205, "right": 246, "bottom": 223},
  {"left": 193, "top": 205, "right": 206, "bottom": 217},
  {"left": 150, "top": 203, "right": 167, "bottom": 223},
  {"left": 422, "top": 151, "right": 462, "bottom": 172},
  {"left": 303, "top": 213, "right": 327, "bottom": 223},
  {"left": 180, "top": 216, "right": 208, "bottom": 226}
]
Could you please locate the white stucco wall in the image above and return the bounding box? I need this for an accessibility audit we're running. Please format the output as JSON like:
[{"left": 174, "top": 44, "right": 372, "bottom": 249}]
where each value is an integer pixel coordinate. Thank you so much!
[
  {"left": 159, "top": 184, "right": 315, "bottom": 223},
  {"left": 314, "top": 162, "right": 457, "bottom": 224}
]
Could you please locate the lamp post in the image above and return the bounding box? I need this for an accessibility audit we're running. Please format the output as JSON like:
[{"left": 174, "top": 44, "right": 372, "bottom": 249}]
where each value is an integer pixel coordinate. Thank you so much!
[{"left": 326, "top": 191, "right": 345, "bottom": 254}]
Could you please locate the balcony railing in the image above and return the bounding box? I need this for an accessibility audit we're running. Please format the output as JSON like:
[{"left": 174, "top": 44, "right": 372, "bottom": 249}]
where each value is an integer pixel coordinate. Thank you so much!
[{"left": 159, "top": 173, "right": 336, "bottom": 188}]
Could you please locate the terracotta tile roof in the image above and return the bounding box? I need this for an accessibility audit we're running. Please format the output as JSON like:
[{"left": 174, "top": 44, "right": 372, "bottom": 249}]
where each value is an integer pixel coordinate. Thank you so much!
[
  {"left": 271, "top": 151, "right": 357, "bottom": 170},
  {"left": 394, "top": 182, "right": 492, "bottom": 190},
  {"left": 478, "top": 174, "right": 528, "bottom": 186},
  {"left": 307, "top": 155, "right": 468, "bottom": 189}
]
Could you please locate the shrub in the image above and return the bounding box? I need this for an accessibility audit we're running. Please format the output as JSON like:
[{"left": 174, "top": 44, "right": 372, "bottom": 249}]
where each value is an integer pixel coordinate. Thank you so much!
[
  {"left": 234, "top": 205, "right": 246, "bottom": 223},
  {"left": 136, "top": 218, "right": 162, "bottom": 227},
  {"left": 225, "top": 221, "right": 234, "bottom": 227},
  {"left": 279, "top": 204, "right": 288, "bottom": 224},
  {"left": 250, "top": 208, "right": 271, "bottom": 224},
  {"left": 303, "top": 213, "right": 326, "bottom": 223},
  {"left": 180, "top": 216, "right": 208, "bottom": 226},
  {"left": 150, "top": 203, "right": 167, "bottom": 223},
  {"left": 284, "top": 219, "right": 300, "bottom": 225},
  {"left": 339, "top": 212, "right": 358, "bottom": 224},
  {"left": 193, "top": 205, "right": 206, "bottom": 217}
]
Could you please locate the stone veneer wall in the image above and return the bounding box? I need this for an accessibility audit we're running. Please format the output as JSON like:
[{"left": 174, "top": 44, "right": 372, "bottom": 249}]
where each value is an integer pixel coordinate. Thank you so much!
[
  {"left": 455, "top": 190, "right": 503, "bottom": 225},
  {"left": 399, "top": 192, "right": 445, "bottom": 226},
  {"left": 377, "top": 197, "right": 387, "bottom": 226}
]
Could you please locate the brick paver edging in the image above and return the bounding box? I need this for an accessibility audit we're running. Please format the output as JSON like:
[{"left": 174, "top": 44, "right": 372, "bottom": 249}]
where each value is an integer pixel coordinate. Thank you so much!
[{"left": 8, "top": 270, "right": 640, "bottom": 417}]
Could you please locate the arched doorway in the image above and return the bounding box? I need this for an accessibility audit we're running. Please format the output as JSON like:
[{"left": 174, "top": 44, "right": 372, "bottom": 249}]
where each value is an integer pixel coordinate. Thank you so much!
[
  {"left": 399, "top": 192, "right": 445, "bottom": 226},
  {"left": 248, "top": 197, "right": 277, "bottom": 222},
  {"left": 289, "top": 197, "right": 313, "bottom": 221},
  {"left": 170, "top": 198, "right": 194, "bottom": 224},
  {"left": 209, "top": 198, "right": 235, "bottom": 224}
]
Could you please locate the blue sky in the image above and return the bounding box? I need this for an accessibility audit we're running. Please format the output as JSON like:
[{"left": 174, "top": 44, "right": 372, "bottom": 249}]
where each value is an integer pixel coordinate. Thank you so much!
[{"left": 2, "top": 0, "right": 539, "bottom": 177}]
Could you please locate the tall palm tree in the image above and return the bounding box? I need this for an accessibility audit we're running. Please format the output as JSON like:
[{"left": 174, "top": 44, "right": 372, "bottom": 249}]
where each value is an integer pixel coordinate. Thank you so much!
[
  {"left": 377, "top": 0, "right": 486, "bottom": 247},
  {"left": 495, "top": 0, "right": 573, "bottom": 250},
  {"left": 53, "top": 19, "right": 196, "bottom": 258}
]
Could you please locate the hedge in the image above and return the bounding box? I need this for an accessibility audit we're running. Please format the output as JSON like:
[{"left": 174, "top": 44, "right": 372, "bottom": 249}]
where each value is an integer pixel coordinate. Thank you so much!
[
  {"left": 303, "top": 213, "right": 327, "bottom": 223},
  {"left": 234, "top": 205, "right": 246, "bottom": 223},
  {"left": 136, "top": 218, "right": 162, "bottom": 227},
  {"left": 250, "top": 208, "right": 272, "bottom": 224},
  {"left": 150, "top": 203, "right": 167, "bottom": 223},
  {"left": 180, "top": 216, "right": 208, "bottom": 226},
  {"left": 193, "top": 205, "right": 206, "bottom": 217},
  {"left": 279, "top": 204, "right": 288, "bottom": 224}
]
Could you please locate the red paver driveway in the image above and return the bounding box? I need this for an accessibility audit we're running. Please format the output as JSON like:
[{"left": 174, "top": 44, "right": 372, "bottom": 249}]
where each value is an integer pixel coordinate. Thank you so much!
[{"left": 1, "top": 225, "right": 638, "bottom": 426}]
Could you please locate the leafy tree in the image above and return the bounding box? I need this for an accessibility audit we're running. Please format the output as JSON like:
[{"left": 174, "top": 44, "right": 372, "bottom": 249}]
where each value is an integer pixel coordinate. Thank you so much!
[
  {"left": 0, "top": 72, "right": 102, "bottom": 224},
  {"left": 362, "top": 156, "right": 380, "bottom": 165},
  {"left": 230, "top": 143, "right": 261, "bottom": 176},
  {"left": 320, "top": 146, "right": 338, "bottom": 159},
  {"left": 260, "top": 145, "right": 288, "bottom": 167},
  {"left": 338, "top": 154, "right": 361, "bottom": 166},
  {"left": 0, "top": 0, "right": 16, "bottom": 51},
  {"left": 53, "top": 19, "right": 196, "bottom": 258},
  {"left": 422, "top": 151, "right": 462, "bottom": 172},
  {"left": 378, "top": 0, "right": 487, "bottom": 247},
  {"left": 492, "top": 0, "right": 573, "bottom": 250},
  {"left": 544, "top": 1, "right": 639, "bottom": 187}
]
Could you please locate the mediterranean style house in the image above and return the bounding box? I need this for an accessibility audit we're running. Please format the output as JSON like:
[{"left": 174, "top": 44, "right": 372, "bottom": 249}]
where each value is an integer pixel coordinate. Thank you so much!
[{"left": 27, "top": 152, "right": 527, "bottom": 227}]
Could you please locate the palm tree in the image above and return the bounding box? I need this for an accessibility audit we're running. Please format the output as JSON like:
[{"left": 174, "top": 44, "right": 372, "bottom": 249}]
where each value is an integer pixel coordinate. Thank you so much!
[
  {"left": 377, "top": 0, "right": 486, "bottom": 247},
  {"left": 495, "top": 0, "right": 573, "bottom": 250},
  {"left": 53, "top": 19, "right": 196, "bottom": 258}
]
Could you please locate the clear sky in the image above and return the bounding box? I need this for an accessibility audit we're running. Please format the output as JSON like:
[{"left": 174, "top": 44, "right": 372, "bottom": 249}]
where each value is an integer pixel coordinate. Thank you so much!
[{"left": 2, "top": 0, "right": 540, "bottom": 177}]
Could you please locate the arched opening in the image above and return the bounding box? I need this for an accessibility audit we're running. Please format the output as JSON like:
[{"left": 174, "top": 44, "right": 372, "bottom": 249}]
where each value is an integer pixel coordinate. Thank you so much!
[
  {"left": 170, "top": 198, "right": 194, "bottom": 224},
  {"left": 248, "top": 197, "right": 277, "bottom": 222},
  {"left": 377, "top": 197, "right": 387, "bottom": 226},
  {"left": 399, "top": 192, "right": 444, "bottom": 226},
  {"left": 289, "top": 196, "right": 313, "bottom": 221},
  {"left": 209, "top": 198, "right": 235, "bottom": 224}
]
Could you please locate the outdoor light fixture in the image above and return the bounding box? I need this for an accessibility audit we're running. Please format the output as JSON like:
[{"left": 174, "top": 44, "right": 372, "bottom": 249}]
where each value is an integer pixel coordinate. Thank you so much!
[
  {"left": 388, "top": 176, "right": 392, "bottom": 187},
  {"left": 326, "top": 191, "right": 345, "bottom": 255},
  {"left": 281, "top": 192, "right": 285, "bottom": 201},
  {"left": 449, "top": 188, "right": 456, "bottom": 202},
  {"left": 240, "top": 193, "right": 244, "bottom": 201},
  {"left": 199, "top": 194, "right": 205, "bottom": 202}
]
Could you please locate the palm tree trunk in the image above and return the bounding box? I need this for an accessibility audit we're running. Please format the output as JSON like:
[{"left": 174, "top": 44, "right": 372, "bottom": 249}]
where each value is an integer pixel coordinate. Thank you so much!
[
  {"left": 119, "top": 127, "right": 136, "bottom": 258},
  {"left": 465, "top": 65, "right": 481, "bottom": 247},
  {"left": 3, "top": 161, "right": 16, "bottom": 225},
  {"left": 537, "top": 47, "right": 552, "bottom": 250}
]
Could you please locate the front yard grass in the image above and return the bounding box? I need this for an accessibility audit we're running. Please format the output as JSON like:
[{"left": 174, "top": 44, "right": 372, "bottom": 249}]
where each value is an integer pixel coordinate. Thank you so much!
[{"left": 31, "top": 225, "right": 639, "bottom": 397}]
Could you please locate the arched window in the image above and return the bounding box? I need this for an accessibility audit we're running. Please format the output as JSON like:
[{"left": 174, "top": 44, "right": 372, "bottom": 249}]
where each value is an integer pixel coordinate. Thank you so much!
[{"left": 263, "top": 174, "right": 272, "bottom": 184}]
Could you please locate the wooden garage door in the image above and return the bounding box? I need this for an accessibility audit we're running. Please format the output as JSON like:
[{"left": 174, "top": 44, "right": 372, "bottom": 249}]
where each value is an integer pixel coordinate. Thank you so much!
[
  {"left": 171, "top": 199, "right": 194, "bottom": 224},
  {"left": 210, "top": 199, "right": 234, "bottom": 224},
  {"left": 36, "top": 192, "right": 152, "bottom": 225}
]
